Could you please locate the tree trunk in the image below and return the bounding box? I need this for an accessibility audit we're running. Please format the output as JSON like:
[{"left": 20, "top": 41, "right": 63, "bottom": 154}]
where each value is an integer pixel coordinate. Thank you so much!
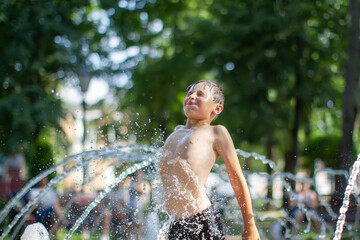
[
  {"left": 266, "top": 141, "right": 275, "bottom": 210},
  {"left": 334, "top": 0, "right": 359, "bottom": 212},
  {"left": 283, "top": 38, "right": 304, "bottom": 207},
  {"left": 284, "top": 38, "right": 304, "bottom": 179}
]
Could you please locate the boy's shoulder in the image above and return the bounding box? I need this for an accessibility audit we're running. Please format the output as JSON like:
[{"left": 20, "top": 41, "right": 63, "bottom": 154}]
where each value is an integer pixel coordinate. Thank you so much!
[
  {"left": 210, "top": 124, "right": 228, "bottom": 132},
  {"left": 174, "top": 125, "right": 185, "bottom": 131},
  {"left": 210, "top": 125, "right": 232, "bottom": 142},
  {"left": 172, "top": 124, "right": 229, "bottom": 135},
  {"left": 201, "top": 125, "right": 230, "bottom": 140}
]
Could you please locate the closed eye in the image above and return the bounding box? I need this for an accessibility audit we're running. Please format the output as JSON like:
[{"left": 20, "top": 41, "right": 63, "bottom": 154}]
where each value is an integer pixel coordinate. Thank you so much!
[
  {"left": 197, "top": 91, "right": 205, "bottom": 97},
  {"left": 186, "top": 90, "right": 207, "bottom": 98}
]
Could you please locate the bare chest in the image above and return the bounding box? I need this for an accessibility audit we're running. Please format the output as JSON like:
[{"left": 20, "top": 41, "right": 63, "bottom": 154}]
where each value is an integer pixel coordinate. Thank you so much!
[{"left": 165, "top": 128, "right": 216, "bottom": 161}]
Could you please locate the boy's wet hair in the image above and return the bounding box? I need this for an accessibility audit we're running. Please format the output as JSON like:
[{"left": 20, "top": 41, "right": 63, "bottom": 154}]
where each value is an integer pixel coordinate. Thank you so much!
[{"left": 185, "top": 80, "right": 225, "bottom": 106}]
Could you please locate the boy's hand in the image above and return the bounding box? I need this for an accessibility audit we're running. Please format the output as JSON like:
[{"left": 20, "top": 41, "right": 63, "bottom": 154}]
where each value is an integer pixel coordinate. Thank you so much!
[{"left": 242, "top": 227, "right": 260, "bottom": 240}]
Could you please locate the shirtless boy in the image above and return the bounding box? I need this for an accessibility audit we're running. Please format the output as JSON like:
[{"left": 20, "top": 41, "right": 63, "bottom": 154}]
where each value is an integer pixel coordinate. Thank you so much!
[{"left": 159, "top": 80, "right": 260, "bottom": 239}]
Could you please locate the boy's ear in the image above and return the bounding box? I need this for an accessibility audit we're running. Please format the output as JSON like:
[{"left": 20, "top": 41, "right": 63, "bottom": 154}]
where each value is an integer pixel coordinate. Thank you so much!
[{"left": 214, "top": 104, "right": 223, "bottom": 115}]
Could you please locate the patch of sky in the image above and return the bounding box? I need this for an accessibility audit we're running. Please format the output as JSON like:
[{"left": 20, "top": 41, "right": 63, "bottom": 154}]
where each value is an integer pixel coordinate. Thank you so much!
[
  {"left": 148, "top": 19, "right": 163, "bottom": 33},
  {"left": 141, "top": 45, "right": 150, "bottom": 55},
  {"left": 140, "top": 12, "right": 148, "bottom": 23},
  {"left": 60, "top": 77, "right": 110, "bottom": 106},
  {"left": 88, "top": 9, "right": 110, "bottom": 34},
  {"left": 111, "top": 73, "right": 130, "bottom": 88},
  {"left": 107, "top": 8, "right": 115, "bottom": 16},
  {"left": 54, "top": 35, "right": 72, "bottom": 48},
  {"left": 70, "top": 55, "right": 77, "bottom": 64},
  {"left": 118, "top": 0, "right": 128, "bottom": 8},
  {"left": 108, "top": 36, "right": 121, "bottom": 48},
  {"left": 225, "top": 62, "right": 235, "bottom": 71},
  {"left": 327, "top": 100, "right": 334, "bottom": 108},
  {"left": 81, "top": 42, "right": 90, "bottom": 54},
  {"left": 14, "top": 62, "right": 22, "bottom": 71},
  {"left": 109, "top": 46, "right": 140, "bottom": 64},
  {"left": 318, "top": 30, "right": 334, "bottom": 48},
  {"left": 71, "top": 7, "right": 85, "bottom": 25},
  {"left": 88, "top": 53, "right": 101, "bottom": 70},
  {"left": 128, "top": 32, "right": 140, "bottom": 42},
  {"left": 149, "top": 49, "right": 163, "bottom": 58}
]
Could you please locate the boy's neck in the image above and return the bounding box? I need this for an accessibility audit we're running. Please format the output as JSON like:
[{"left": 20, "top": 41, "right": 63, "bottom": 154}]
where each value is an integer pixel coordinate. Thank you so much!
[{"left": 185, "top": 118, "right": 212, "bottom": 129}]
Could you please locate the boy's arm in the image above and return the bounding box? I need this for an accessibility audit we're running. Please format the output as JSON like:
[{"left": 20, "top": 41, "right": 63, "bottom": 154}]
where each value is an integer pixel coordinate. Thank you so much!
[{"left": 214, "top": 125, "right": 260, "bottom": 240}]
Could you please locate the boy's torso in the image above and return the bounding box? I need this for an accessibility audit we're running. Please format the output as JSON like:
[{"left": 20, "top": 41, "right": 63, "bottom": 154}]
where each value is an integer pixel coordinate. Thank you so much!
[{"left": 160, "top": 125, "right": 220, "bottom": 219}]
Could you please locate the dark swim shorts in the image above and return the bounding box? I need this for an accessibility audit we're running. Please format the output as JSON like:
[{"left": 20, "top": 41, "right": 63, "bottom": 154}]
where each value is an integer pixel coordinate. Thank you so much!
[{"left": 168, "top": 207, "right": 225, "bottom": 240}]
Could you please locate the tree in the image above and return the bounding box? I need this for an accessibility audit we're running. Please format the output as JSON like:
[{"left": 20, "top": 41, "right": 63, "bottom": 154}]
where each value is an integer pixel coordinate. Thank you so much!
[
  {"left": 335, "top": 0, "right": 359, "bottom": 210},
  {"left": 0, "top": 0, "right": 97, "bottom": 173},
  {"left": 117, "top": 0, "right": 346, "bottom": 162}
]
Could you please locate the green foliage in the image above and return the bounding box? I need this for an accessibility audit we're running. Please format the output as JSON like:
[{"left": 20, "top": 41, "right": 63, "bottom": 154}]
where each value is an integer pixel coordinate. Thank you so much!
[
  {"left": 111, "top": 0, "right": 349, "bottom": 169},
  {"left": 0, "top": 0, "right": 95, "bottom": 164},
  {"left": 303, "top": 134, "right": 341, "bottom": 170},
  {"left": 0, "top": 85, "right": 63, "bottom": 155},
  {"left": 26, "top": 137, "right": 56, "bottom": 179},
  {"left": 0, "top": 0, "right": 356, "bottom": 177},
  {"left": 0, "top": 0, "right": 93, "bottom": 82}
]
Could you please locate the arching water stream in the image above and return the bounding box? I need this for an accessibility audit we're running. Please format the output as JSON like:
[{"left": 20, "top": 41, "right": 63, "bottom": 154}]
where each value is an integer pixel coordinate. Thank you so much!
[{"left": 0, "top": 146, "right": 359, "bottom": 240}]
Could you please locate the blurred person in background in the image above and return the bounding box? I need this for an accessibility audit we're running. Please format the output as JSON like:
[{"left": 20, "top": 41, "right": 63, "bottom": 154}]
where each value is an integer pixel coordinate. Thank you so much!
[
  {"left": 125, "top": 171, "right": 150, "bottom": 240},
  {"left": 288, "top": 180, "right": 321, "bottom": 234},
  {"left": 101, "top": 178, "right": 130, "bottom": 240},
  {"left": 28, "top": 176, "right": 66, "bottom": 238}
]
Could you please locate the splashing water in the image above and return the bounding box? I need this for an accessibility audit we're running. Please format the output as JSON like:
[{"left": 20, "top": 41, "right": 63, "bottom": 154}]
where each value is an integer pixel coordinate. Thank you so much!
[
  {"left": 0, "top": 154, "right": 100, "bottom": 240},
  {"left": 333, "top": 154, "right": 360, "bottom": 240},
  {"left": 0, "top": 144, "right": 158, "bottom": 226},
  {"left": 0, "top": 145, "right": 159, "bottom": 240},
  {"left": 64, "top": 159, "right": 153, "bottom": 240},
  {"left": 1, "top": 145, "right": 360, "bottom": 239}
]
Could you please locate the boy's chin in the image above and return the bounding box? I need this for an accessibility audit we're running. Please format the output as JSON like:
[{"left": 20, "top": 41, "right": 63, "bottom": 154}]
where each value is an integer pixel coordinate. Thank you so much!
[
  {"left": 183, "top": 106, "right": 197, "bottom": 112},
  {"left": 185, "top": 115, "right": 208, "bottom": 121},
  {"left": 184, "top": 111, "right": 198, "bottom": 118},
  {"left": 183, "top": 110, "right": 195, "bottom": 117}
]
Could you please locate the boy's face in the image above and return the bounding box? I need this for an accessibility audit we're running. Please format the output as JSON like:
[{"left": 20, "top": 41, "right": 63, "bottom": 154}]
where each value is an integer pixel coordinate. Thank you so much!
[{"left": 183, "top": 82, "right": 222, "bottom": 121}]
